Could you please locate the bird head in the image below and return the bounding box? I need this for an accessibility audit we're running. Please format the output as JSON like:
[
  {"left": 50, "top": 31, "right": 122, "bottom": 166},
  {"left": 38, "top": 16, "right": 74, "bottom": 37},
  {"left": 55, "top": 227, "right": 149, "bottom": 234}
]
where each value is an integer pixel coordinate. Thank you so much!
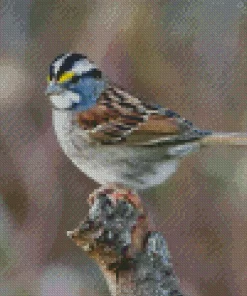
[{"left": 46, "top": 53, "right": 105, "bottom": 110}]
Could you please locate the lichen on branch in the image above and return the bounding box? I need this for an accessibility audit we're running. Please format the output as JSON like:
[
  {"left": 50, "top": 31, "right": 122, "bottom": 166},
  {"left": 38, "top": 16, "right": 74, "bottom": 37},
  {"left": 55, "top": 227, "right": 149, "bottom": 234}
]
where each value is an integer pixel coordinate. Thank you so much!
[{"left": 67, "top": 184, "right": 185, "bottom": 296}]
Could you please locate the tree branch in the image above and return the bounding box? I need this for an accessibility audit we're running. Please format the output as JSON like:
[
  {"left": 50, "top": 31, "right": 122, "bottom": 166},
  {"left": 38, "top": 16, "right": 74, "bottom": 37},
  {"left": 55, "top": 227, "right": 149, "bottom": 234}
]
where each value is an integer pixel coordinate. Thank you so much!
[{"left": 67, "top": 184, "right": 185, "bottom": 296}]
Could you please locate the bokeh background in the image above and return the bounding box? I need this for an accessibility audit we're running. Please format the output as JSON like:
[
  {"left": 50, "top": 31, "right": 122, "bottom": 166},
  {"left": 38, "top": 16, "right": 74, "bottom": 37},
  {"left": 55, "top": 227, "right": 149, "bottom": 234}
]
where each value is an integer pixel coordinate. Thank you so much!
[{"left": 1, "top": 0, "right": 247, "bottom": 295}]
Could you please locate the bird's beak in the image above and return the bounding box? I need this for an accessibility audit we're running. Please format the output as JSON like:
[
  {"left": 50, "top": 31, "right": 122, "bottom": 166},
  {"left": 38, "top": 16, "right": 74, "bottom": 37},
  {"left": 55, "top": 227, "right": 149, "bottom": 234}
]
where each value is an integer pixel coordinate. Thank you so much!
[{"left": 45, "top": 82, "right": 64, "bottom": 96}]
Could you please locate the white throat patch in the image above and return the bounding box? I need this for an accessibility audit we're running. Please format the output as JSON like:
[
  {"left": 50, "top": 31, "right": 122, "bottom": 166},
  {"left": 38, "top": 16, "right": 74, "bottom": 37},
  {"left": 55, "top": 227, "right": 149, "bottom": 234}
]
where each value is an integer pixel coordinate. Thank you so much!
[{"left": 50, "top": 91, "right": 80, "bottom": 109}]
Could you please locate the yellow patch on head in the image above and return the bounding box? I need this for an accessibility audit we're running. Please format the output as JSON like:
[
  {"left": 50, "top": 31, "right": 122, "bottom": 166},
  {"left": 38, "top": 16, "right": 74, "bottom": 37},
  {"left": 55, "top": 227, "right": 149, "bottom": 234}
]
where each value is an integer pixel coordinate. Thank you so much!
[{"left": 58, "top": 71, "right": 75, "bottom": 83}]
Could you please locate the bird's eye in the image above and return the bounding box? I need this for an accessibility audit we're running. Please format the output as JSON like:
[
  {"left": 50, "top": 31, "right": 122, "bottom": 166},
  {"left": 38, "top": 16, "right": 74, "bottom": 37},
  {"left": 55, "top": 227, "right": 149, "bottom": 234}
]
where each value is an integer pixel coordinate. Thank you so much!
[{"left": 71, "top": 76, "right": 80, "bottom": 84}]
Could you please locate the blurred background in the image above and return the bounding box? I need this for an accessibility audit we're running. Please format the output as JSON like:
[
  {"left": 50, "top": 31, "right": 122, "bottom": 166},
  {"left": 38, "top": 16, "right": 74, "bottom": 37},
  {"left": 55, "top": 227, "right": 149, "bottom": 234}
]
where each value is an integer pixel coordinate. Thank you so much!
[{"left": 0, "top": 0, "right": 247, "bottom": 295}]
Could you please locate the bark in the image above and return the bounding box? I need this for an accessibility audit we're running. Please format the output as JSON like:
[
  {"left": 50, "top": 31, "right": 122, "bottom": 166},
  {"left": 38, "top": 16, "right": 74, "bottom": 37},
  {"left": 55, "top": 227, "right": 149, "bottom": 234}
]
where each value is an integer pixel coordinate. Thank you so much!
[{"left": 67, "top": 184, "right": 185, "bottom": 296}]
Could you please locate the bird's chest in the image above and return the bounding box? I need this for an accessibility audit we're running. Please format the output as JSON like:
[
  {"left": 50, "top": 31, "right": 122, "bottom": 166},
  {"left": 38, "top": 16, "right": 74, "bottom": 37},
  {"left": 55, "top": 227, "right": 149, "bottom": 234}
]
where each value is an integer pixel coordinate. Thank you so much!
[{"left": 52, "top": 109, "right": 94, "bottom": 154}]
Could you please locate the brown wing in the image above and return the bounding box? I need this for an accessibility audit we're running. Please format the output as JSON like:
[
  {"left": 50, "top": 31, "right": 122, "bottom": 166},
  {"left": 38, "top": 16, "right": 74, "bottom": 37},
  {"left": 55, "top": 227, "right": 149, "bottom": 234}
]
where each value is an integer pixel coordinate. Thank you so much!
[
  {"left": 136, "top": 114, "right": 179, "bottom": 134},
  {"left": 76, "top": 86, "right": 197, "bottom": 145}
]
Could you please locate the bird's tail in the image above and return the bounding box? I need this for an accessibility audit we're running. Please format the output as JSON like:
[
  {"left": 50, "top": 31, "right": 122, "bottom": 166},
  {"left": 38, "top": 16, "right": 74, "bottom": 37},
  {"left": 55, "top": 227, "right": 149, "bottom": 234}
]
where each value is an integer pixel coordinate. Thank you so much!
[
  {"left": 199, "top": 132, "right": 247, "bottom": 146},
  {"left": 163, "top": 108, "right": 247, "bottom": 146}
]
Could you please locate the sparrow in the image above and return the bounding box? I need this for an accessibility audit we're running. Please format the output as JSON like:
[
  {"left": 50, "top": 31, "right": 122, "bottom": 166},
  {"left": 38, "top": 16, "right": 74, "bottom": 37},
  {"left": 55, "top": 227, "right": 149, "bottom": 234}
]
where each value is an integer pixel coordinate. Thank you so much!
[{"left": 46, "top": 53, "right": 211, "bottom": 189}]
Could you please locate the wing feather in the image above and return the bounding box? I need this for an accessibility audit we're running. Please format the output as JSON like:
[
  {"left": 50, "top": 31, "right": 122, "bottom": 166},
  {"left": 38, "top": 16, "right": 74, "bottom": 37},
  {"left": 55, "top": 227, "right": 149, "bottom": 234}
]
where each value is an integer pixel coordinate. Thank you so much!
[{"left": 76, "top": 85, "right": 204, "bottom": 145}]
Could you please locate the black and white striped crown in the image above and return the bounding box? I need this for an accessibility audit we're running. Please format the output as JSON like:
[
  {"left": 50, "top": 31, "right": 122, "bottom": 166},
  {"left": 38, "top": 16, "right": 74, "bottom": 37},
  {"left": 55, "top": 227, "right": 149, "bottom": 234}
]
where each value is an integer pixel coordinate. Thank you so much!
[{"left": 49, "top": 53, "right": 102, "bottom": 82}]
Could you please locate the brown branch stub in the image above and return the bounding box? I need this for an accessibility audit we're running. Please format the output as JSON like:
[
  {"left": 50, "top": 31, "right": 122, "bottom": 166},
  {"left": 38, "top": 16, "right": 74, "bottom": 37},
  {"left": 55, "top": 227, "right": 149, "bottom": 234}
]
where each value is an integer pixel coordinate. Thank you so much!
[
  {"left": 67, "top": 184, "right": 184, "bottom": 296},
  {"left": 67, "top": 184, "right": 147, "bottom": 270}
]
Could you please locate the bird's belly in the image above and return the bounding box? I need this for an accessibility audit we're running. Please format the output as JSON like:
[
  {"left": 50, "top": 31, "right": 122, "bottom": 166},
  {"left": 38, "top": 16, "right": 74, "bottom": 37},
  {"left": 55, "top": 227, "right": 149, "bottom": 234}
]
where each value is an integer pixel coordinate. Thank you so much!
[
  {"left": 52, "top": 110, "right": 199, "bottom": 189},
  {"left": 62, "top": 132, "right": 198, "bottom": 190}
]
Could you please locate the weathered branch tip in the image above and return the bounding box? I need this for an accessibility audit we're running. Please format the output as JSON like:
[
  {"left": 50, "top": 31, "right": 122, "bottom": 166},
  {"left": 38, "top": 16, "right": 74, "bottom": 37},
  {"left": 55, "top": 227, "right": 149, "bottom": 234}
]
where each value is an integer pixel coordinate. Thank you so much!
[{"left": 67, "top": 184, "right": 185, "bottom": 296}]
